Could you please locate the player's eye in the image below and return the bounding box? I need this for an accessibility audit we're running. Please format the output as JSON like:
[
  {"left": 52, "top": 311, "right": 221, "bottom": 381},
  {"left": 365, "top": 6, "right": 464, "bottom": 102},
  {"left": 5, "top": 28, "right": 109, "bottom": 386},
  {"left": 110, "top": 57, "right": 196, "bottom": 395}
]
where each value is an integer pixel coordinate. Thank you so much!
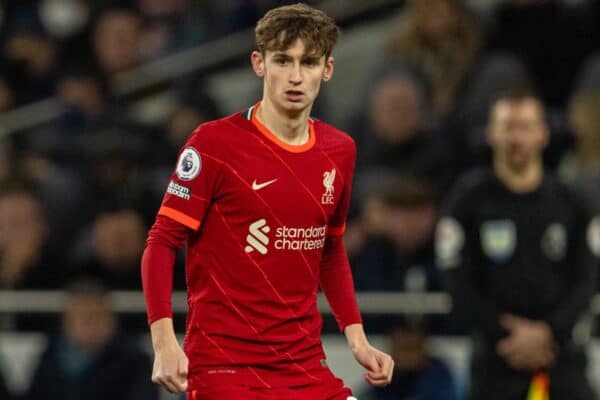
[
  {"left": 302, "top": 59, "right": 318, "bottom": 67},
  {"left": 274, "top": 58, "right": 288, "bottom": 65}
]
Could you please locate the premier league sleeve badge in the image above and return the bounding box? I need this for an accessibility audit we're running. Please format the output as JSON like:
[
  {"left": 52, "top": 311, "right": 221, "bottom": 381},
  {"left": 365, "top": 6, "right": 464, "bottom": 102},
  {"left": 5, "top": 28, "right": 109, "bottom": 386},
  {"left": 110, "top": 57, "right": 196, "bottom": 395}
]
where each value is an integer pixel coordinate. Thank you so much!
[{"left": 176, "top": 147, "right": 202, "bottom": 181}]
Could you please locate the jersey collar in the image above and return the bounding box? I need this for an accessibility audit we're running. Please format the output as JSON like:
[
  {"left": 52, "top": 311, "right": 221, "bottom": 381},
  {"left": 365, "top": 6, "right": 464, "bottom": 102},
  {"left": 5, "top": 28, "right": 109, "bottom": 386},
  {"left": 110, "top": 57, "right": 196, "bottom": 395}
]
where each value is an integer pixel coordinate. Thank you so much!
[{"left": 247, "top": 102, "right": 316, "bottom": 153}]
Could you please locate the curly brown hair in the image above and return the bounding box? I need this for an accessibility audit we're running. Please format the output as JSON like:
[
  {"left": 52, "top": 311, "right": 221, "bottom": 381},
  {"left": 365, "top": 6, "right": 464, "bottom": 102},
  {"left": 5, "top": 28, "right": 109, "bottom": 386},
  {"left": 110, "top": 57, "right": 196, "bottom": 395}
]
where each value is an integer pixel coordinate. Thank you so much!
[{"left": 255, "top": 3, "right": 340, "bottom": 58}]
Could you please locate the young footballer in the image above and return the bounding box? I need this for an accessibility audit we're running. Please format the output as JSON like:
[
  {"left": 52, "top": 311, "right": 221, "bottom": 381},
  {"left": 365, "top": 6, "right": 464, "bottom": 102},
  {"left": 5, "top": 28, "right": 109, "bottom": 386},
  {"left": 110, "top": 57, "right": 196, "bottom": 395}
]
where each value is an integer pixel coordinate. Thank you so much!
[{"left": 141, "top": 4, "right": 394, "bottom": 399}]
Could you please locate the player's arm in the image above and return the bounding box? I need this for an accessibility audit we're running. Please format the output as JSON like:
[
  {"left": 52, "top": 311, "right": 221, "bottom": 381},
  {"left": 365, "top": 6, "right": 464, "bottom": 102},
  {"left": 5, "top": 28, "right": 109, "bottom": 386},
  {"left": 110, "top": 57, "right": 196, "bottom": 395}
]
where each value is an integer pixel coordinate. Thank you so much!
[
  {"left": 143, "top": 128, "right": 222, "bottom": 393},
  {"left": 149, "top": 318, "right": 188, "bottom": 394},
  {"left": 142, "top": 215, "right": 191, "bottom": 394},
  {"left": 319, "top": 139, "right": 392, "bottom": 387},
  {"left": 344, "top": 323, "right": 394, "bottom": 387},
  {"left": 319, "top": 234, "right": 394, "bottom": 387}
]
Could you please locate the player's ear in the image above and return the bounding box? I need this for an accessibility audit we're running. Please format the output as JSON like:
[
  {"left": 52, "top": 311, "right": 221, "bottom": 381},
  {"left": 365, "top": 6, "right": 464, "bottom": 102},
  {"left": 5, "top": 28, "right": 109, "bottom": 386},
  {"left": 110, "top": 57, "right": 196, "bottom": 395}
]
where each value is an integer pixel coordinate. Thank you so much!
[
  {"left": 251, "top": 51, "right": 265, "bottom": 78},
  {"left": 322, "top": 56, "right": 334, "bottom": 82}
]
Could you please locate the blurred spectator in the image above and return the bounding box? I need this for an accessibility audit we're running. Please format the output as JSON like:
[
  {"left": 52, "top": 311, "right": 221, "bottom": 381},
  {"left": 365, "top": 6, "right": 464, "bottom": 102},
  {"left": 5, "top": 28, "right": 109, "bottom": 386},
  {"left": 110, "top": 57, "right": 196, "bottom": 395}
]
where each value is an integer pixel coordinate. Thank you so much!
[
  {"left": 93, "top": 7, "right": 142, "bottom": 74},
  {"left": 162, "top": 78, "right": 221, "bottom": 155},
  {"left": 359, "top": 325, "right": 456, "bottom": 400},
  {"left": 212, "top": 0, "right": 295, "bottom": 34},
  {"left": 22, "top": 278, "right": 158, "bottom": 400},
  {"left": 353, "top": 72, "right": 457, "bottom": 193},
  {"left": 38, "top": 0, "right": 91, "bottom": 41},
  {"left": 164, "top": 100, "right": 211, "bottom": 150},
  {"left": 38, "top": 0, "right": 94, "bottom": 67},
  {"left": 9, "top": 138, "right": 84, "bottom": 247},
  {"left": 2, "top": 28, "right": 59, "bottom": 105},
  {"left": 0, "top": 184, "right": 65, "bottom": 290},
  {"left": 137, "top": 0, "right": 210, "bottom": 60},
  {"left": 559, "top": 93, "right": 600, "bottom": 185},
  {"left": 54, "top": 65, "right": 109, "bottom": 133},
  {"left": 70, "top": 209, "right": 147, "bottom": 289},
  {"left": 384, "top": 0, "right": 481, "bottom": 117},
  {"left": 350, "top": 175, "right": 441, "bottom": 293},
  {"left": 487, "top": 0, "right": 599, "bottom": 108},
  {"left": 72, "top": 127, "right": 159, "bottom": 225},
  {"left": 379, "top": 0, "right": 532, "bottom": 170},
  {"left": 436, "top": 86, "right": 597, "bottom": 400}
]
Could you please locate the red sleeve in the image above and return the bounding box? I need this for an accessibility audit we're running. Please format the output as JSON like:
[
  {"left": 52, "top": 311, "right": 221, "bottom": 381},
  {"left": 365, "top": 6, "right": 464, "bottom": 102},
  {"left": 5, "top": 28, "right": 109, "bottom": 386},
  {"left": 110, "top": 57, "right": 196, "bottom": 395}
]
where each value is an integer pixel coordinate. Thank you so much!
[
  {"left": 141, "top": 214, "right": 190, "bottom": 325},
  {"left": 158, "top": 124, "right": 223, "bottom": 231},
  {"left": 328, "top": 138, "right": 356, "bottom": 237},
  {"left": 319, "top": 235, "right": 362, "bottom": 331}
]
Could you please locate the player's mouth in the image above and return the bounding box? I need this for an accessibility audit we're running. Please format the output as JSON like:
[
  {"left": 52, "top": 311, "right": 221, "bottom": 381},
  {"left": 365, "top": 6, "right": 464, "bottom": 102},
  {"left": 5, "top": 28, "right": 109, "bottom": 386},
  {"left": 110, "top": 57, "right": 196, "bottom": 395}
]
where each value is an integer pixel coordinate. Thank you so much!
[{"left": 285, "top": 90, "right": 304, "bottom": 101}]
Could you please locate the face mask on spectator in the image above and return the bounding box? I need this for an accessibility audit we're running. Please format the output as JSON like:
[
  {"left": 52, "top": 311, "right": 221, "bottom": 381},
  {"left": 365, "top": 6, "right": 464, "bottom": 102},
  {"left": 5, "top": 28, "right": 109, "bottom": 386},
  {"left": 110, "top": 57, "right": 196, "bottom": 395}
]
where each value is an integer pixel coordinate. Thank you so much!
[{"left": 39, "top": 0, "right": 89, "bottom": 38}]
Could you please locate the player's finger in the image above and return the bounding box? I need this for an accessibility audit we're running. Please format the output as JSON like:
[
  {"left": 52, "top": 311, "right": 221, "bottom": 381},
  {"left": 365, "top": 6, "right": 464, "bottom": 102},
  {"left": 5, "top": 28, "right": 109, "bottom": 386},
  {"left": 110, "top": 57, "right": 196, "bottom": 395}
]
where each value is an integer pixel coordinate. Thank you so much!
[
  {"left": 168, "top": 375, "right": 188, "bottom": 393},
  {"left": 178, "top": 356, "right": 189, "bottom": 376},
  {"left": 156, "top": 376, "right": 181, "bottom": 394},
  {"left": 378, "top": 353, "right": 394, "bottom": 376},
  {"left": 366, "top": 370, "right": 388, "bottom": 381},
  {"left": 364, "top": 373, "right": 391, "bottom": 387},
  {"left": 365, "top": 359, "right": 391, "bottom": 383},
  {"left": 386, "top": 359, "right": 394, "bottom": 383},
  {"left": 366, "top": 355, "right": 390, "bottom": 379},
  {"left": 364, "top": 353, "right": 380, "bottom": 373},
  {"left": 175, "top": 378, "right": 188, "bottom": 393}
]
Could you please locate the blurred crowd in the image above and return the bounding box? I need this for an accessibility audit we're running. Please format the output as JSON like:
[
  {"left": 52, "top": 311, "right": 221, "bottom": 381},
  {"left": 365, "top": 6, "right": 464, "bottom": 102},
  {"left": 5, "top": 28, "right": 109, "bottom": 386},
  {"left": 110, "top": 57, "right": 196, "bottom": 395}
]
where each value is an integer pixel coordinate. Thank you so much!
[
  {"left": 0, "top": 0, "right": 302, "bottom": 296},
  {"left": 0, "top": 0, "right": 600, "bottom": 317},
  {"left": 344, "top": 0, "right": 600, "bottom": 321},
  {"left": 2, "top": 0, "right": 600, "bottom": 397}
]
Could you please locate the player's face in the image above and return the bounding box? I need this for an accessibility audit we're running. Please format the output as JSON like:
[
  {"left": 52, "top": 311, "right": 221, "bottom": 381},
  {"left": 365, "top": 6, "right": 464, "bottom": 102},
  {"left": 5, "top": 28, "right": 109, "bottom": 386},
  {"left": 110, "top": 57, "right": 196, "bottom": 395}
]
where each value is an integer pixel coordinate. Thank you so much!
[
  {"left": 252, "top": 38, "right": 334, "bottom": 115},
  {"left": 487, "top": 99, "right": 548, "bottom": 171}
]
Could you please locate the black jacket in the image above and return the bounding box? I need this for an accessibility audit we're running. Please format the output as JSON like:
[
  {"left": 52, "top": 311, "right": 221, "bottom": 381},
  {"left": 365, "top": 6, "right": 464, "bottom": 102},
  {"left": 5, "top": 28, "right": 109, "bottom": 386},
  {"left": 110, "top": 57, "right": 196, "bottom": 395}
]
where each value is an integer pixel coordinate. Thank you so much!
[
  {"left": 437, "top": 169, "right": 597, "bottom": 356},
  {"left": 23, "top": 333, "right": 157, "bottom": 400}
]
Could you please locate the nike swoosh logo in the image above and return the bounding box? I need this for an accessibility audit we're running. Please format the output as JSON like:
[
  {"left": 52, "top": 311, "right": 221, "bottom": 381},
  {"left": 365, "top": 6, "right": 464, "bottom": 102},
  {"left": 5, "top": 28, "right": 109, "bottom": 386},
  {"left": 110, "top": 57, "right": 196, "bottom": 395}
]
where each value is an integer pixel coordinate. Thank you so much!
[{"left": 252, "top": 178, "right": 278, "bottom": 191}]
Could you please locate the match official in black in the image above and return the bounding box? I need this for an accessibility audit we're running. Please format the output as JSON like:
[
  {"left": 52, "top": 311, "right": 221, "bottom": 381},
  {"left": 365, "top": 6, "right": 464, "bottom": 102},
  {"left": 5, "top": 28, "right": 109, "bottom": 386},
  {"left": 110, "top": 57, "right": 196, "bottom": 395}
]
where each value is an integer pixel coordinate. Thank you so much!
[{"left": 435, "top": 86, "right": 599, "bottom": 400}]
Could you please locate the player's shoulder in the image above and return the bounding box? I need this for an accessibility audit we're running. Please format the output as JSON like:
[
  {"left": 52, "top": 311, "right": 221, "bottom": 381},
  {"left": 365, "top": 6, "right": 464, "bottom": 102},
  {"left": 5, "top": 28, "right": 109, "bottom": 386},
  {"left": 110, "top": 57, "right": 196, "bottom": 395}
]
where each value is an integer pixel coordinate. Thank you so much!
[
  {"left": 313, "top": 119, "right": 356, "bottom": 153},
  {"left": 185, "top": 112, "right": 246, "bottom": 147}
]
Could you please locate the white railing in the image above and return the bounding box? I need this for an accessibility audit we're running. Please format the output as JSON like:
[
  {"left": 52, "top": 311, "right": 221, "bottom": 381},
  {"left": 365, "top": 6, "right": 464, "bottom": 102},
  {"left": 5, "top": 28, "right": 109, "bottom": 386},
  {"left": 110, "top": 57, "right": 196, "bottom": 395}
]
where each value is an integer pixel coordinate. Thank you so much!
[
  {"left": 0, "top": 290, "right": 451, "bottom": 314},
  {"left": 1, "top": 290, "right": 598, "bottom": 315}
]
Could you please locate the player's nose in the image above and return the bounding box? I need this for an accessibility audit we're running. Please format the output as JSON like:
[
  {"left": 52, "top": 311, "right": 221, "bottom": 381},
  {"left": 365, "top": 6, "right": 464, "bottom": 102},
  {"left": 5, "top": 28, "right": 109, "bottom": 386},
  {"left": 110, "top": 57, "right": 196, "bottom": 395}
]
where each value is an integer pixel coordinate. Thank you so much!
[{"left": 289, "top": 64, "right": 302, "bottom": 84}]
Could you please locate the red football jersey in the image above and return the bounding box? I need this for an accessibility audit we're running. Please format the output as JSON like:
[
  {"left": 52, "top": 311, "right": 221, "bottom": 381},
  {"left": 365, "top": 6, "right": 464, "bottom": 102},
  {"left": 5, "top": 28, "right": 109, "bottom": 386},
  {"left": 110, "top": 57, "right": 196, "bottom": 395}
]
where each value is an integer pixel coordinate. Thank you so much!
[{"left": 157, "top": 103, "right": 359, "bottom": 389}]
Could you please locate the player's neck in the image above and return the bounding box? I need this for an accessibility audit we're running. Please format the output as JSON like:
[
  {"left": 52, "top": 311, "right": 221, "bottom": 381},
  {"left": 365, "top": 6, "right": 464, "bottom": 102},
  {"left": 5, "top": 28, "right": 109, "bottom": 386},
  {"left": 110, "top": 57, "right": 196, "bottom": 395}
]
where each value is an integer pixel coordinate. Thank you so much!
[
  {"left": 494, "top": 158, "right": 543, "bottom": 193},
  {"left": 256, "top": 98, "right": 311, "bottom": 145}
]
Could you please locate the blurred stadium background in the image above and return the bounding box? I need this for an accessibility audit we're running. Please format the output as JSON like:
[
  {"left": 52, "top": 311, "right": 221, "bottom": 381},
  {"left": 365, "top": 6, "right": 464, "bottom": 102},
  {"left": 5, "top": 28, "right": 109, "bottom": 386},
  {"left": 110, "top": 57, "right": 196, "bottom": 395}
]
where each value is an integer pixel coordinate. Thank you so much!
[{"left": 1, "top": 0, "right": 600, "bottom": 399}]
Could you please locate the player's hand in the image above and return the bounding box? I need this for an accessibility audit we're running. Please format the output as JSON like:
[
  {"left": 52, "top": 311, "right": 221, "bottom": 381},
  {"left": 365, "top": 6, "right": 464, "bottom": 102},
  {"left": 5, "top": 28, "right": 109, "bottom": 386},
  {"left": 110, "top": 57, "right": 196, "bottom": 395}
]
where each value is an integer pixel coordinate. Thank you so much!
[
  {"left": 150, "top": 319, "right": 188, "bottom": 394},
  {"left": 351, "top": 342, "right": 394, "bottom": 387},
  {"left": 152, "top": 341, "right": 189, "bottom": 393},
  {"left": 496, "top": 314, "right": 557, "bottom": 371}
]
